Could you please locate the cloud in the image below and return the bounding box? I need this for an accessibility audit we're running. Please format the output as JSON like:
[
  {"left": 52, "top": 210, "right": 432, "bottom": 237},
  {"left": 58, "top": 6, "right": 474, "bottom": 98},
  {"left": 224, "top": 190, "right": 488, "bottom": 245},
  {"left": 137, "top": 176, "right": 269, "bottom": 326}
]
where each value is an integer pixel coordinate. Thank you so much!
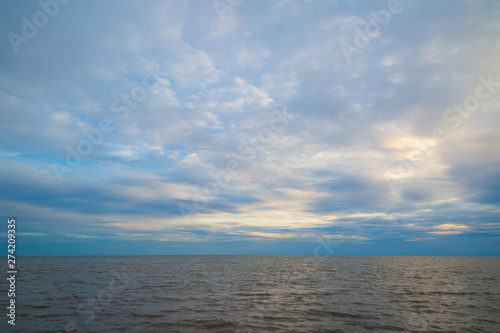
[
  {"left": 17, "top": 232, "right": 48, "bottom": 237},
  {"left": 0, "top": 0, "right": 499, "bottom": 255},
  {"left": 406, "top": 237, "right": 434, "bottom": 242},
  {"left": 428, "top": 231, "right": 464, "bottom": 235},
  {"left": 434, "top": 224, "right": 470, "bottom": 230},
  {"left": 64, "top": 233, "right": 100, "bottom": 239}
]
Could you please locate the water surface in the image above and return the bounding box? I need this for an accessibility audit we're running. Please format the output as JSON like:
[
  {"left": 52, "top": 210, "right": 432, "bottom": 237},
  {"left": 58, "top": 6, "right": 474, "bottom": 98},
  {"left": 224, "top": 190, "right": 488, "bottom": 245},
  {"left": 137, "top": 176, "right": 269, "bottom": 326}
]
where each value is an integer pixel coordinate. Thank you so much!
[{"left": 3, "top": 256, "right": 499, "bottom": 332}]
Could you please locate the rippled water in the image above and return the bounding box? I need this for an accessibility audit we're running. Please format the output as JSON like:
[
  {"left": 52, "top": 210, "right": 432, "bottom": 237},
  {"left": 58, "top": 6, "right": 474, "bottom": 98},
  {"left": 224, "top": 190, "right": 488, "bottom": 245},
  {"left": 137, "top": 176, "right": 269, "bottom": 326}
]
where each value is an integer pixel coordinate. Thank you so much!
[{"left": 2, "top": 256, "right": 499, "bottom": 332}]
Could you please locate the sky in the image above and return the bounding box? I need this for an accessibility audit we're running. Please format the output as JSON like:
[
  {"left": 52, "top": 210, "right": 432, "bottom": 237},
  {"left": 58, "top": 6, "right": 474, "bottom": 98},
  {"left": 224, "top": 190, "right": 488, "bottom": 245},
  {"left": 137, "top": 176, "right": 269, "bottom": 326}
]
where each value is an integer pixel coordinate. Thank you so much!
[{"left": 0, "top": 0, "right": 499, "bottom": 256}]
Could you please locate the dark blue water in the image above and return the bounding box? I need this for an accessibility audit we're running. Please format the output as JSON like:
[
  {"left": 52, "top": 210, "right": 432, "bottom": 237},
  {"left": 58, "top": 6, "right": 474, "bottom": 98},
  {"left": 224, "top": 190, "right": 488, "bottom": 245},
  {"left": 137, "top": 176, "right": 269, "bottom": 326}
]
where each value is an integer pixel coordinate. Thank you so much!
[{"left": 2, "top": 256, "right": 499, "bottom": 332}]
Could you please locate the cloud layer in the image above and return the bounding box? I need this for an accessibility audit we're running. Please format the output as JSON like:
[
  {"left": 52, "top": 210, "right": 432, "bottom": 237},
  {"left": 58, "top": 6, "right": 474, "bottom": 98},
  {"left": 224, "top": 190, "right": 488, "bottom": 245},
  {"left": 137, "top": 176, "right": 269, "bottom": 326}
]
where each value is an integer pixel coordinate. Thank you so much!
[{"left": 1, "top": 0, "right": 499, "bottom": 255}]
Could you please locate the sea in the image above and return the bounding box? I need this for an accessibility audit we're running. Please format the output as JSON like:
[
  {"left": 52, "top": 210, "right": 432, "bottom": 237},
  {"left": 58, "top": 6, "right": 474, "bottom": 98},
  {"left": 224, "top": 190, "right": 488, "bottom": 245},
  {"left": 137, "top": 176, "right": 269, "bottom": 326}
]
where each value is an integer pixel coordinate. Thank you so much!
[{"left": 2, "top": 256, "right": 499, "bottom": 332}]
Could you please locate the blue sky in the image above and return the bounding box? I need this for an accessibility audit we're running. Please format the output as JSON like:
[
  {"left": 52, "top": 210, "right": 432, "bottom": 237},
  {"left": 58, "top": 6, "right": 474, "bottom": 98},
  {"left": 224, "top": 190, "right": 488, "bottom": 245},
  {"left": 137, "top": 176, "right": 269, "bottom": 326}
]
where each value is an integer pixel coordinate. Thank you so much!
[{"left": 0, "top": 0, "right": 499, "bottom": 256}]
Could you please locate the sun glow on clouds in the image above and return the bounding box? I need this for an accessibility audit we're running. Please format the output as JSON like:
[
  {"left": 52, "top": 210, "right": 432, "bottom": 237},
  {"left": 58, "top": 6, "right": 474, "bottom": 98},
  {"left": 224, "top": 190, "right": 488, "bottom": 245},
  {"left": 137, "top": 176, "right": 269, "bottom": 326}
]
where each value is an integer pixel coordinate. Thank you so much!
[
  {"left": 434, "top": 224, "right": 470, "bottom": 230},
  {"left": 428, "top": 224, "right": 470, "bottom": 235}
]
